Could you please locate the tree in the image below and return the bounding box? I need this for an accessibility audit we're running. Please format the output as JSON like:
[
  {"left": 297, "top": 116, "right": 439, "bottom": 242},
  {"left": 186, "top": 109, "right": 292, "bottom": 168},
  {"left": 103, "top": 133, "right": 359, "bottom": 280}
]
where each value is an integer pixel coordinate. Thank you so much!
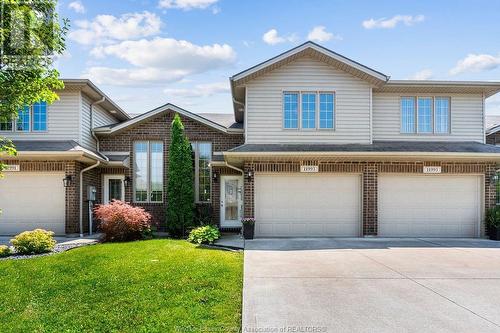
[
  {"left": 166, "top": 114, "right": 194, "bottom": 237},
  {"left": 0, "top": 0, "right": 68, "bottom": 176}
]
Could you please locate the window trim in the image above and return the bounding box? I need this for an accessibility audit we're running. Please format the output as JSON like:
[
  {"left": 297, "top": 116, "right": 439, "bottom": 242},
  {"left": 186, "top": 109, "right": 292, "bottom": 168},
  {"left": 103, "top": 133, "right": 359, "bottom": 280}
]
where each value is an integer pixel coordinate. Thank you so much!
[
  {"left": 192, "top": 141, "right": 212, "bottom": 203},
  {"left": 400, "top": 95, "right": 451, "bottom": 135},
  {"left": 133, "top": 140, "right": 164, "bottom": 204},
  {"left": 282, "top": 90, "right": 336, "bottom": 131}
]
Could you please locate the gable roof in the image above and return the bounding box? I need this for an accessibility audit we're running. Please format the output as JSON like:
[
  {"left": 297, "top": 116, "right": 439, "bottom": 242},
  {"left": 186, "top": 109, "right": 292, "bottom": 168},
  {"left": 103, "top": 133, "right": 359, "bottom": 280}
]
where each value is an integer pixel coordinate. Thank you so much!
[
  {"left": 93, "top": 103, "right": 243, "bottom": 135},
  {"left": 230, "top": 41, "right": 390, "bottom": 122},
  {"left": 62, "top": 79, "right": 130, "bottom": 121}
]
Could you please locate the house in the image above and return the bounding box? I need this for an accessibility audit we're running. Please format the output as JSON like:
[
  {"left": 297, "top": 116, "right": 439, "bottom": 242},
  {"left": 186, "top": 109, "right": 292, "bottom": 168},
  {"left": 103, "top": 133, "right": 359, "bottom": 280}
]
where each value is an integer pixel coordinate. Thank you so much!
[{"left": 1, "top": 41, "right": 500, "bottom": 238}]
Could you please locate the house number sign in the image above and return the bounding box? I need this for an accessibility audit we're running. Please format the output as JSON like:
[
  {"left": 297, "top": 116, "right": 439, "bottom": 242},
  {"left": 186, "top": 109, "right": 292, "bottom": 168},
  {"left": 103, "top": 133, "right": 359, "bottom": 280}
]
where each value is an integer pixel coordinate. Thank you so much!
[
  {"left": 4, "top": 165, "right": 20, "bottom": 172},
  {"left": 423, "top": 166, "right": 441, "bottom": 174},
  {"left": 300, "top": 165, "right": 319, "bottom": 173}
]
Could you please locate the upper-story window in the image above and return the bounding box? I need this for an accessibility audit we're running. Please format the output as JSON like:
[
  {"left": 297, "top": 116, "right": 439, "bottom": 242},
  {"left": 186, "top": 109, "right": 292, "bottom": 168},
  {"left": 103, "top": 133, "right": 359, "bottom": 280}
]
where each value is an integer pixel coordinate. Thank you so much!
[
  {"left": 319, "top": 93, "right": 335, "bottom": 129},
  {"left": 133, "top": 141, "right": 164, "bottom": 203},
  {"left": 401, "top": 96, "right": 450, "bottom": 134},
  {"left": 0, "top": 101, "right": 47, "bottom": 132},
  {"left": 283, "top": 93, "right": 299, "bottom": 129},
  {"left": 283, "top": 91, "right": 335, "bottom": 130},
  {"left": 301, "top": 93, "right": 316, "bottom": 129},
  {"left": 192, "top": 142, "right": 212, "bottom": 203}
]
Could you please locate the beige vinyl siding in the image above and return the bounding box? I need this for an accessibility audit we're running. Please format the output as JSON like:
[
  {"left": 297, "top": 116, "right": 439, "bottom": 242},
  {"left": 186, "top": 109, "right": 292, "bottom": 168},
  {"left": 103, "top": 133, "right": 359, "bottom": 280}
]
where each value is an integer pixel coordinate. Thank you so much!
[
  {"left": 80, "top": 94, "right": 119, "bottom": 150},
  {"left": 0, "top": 91, "right": 80, "bottom": 141},
  {"left": 373, "top": 93, "right": 484, "bottom": 142},
  {"left": 245, "top": 56, "right": 372, "bottom": 144}
]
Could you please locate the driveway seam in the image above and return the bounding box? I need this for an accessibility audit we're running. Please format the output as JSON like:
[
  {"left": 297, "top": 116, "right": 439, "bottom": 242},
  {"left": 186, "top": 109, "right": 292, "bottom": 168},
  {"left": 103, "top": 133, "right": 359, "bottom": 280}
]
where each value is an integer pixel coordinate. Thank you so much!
[{"left": 357, "top": 250, "right": 500, "bottom": 328}]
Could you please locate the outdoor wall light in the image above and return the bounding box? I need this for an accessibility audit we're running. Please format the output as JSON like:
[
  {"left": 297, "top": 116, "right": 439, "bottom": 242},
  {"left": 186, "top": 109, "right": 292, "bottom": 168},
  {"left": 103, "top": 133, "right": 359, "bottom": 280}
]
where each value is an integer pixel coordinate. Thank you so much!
[
  {"left": 212, "top": 172, "right": 218, "bottom": 182},
  {"left": 124, "top": 176, "right": 132, "bottom": 187},
  {"left": 245, "top": 170, "right": 254, "bottom": 179},
  {"left": 63, "top": 175, "right": 74, "bottom": 187},
  {"left": 491, "top": 173, "right": 499, "bottom": 183}
]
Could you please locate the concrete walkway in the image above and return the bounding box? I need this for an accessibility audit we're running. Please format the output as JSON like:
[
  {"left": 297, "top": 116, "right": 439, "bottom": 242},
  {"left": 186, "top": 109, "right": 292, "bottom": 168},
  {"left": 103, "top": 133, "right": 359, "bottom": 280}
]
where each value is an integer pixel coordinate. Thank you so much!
[{"left": 243, "top": 238, "right": 500, "bottom": 333}]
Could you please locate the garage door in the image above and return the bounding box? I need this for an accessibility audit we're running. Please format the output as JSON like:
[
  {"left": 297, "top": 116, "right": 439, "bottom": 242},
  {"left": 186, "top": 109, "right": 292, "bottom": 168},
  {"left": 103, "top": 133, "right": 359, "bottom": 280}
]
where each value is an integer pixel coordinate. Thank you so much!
[
  {"left": 255, "top": 174, "right": 361, "bottom": 237},
  {"left": 0, "top": 172, "right": 65, "bottom": 235},
  {"left": 378, "top": 175, "right": 481, "bottom": 238}
]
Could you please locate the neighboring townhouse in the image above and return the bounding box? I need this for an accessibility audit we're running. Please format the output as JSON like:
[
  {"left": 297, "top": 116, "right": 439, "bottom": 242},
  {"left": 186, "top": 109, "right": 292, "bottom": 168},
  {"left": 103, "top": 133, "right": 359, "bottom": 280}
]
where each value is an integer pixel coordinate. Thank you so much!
[
  {"left": 486, "top": 116, "right": 500, "bottom": 146},
  {"left": 1, "top": 41, "right": 500, "bottom": 238}
]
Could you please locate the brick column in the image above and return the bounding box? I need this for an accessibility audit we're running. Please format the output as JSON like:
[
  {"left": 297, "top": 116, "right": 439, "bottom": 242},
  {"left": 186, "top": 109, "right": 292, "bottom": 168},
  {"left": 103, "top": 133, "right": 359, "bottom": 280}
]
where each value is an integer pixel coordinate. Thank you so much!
[
  {"left": 243, "top": 164, "right": 254, "bottom": 218},
  {"left": 65, "top": 161, "right": 80, "bottom": 234},
  {"left": 484, "top": 163, "right": 497, "bottom": 236},
  {"left": 362, "top": 164, "right": 378, "bottom": 236}
]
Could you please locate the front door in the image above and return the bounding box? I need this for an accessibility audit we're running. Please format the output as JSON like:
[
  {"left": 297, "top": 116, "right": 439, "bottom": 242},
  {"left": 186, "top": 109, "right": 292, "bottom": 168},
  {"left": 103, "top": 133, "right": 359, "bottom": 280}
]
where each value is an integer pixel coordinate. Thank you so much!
[
  {"left": 220, "top": 176, "right": 243, "bottom": 228},
  {"left": 103, "top": 175, "right": 125, "bottom": 204}
]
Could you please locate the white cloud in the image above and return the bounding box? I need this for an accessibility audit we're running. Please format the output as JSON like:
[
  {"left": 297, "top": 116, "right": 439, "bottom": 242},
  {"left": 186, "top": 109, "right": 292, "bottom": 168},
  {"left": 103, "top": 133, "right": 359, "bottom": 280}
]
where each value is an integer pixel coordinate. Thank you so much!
[
  {"left": 91, "top": 38, "right": 236, "bottom": 69},
  {"left": 307, "top": 26, "right": 342, "bottom": 42},
  {"left": 68, "top": 11, "right": 161, "bottom": 45},
  {"left": 262, "top": 29, "right": 298, "bottom": 45},
  {"left": 158, "top": 0, "right": 218, "bottom": 10},
  {"left": 362, "top": 15, "right": 425, "bottom": 29},
  {"left": 164, "top": 82, "right": 229, "bottom": 98},
  {"left": 84, "top": 67, "right": 187, "bottom": 86},
  {"left": 408, "top": 69, "right": 433, "bottom": 80},
  {"left": 449, "top": 53, "right": 500, "bottom": 75},
  {"left": 68, "top": 1, "right": 85, "bottom": 14},
  {"left": 85, "top": 38, "right": 236, "bottom": 85}
]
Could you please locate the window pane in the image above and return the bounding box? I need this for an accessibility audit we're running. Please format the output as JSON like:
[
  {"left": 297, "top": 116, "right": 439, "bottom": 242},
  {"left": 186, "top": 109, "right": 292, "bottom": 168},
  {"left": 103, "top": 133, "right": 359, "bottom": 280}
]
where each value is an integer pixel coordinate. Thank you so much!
[
  {"left": 17, "top": 106, "right": 30, "bottom": 131},
  {"left": 150, "top": 141, "right": 163, "bottom": 202},
  {"left": 0, "top": 116, "right": 13, "bottom": 131},
  {"left": 434, "top": 97, "right": 449, "bottom": 133},
  {"left": 134, "top": 141, "right": 148, "bottom": 202},
  {"left": 319, "top": 93, "right": 334, "bottom": 129},
  {"left": 198, "top": 142, "right": 212, "bottom": 202},
  {"left": 401, "top": 97, "right": 415, "bottom": 133},
  {"left": 418, "top": 97, "right": 433, "bottom": 133},
  {"left": 33, "top": 101, "right": 47, "bottom": 131},
  {"left": 301, "top": 93, "right": 316, "bottom": 129},
  {"left": 283, "top": 93, "right": 298, "bottom": 129}
]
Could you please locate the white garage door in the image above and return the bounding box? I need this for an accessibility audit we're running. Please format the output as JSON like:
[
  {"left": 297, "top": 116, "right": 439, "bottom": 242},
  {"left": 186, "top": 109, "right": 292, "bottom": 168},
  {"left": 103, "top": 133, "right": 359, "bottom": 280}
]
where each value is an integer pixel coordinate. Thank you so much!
[
  {"left": 378, "top": 175, "right": 481, "bottom": 238},
  {"left": 255, "top": 174, "right": 361, "bottom": 237},
  {"left": 0, "top": 172, "right": 65, "bottom": 235}
]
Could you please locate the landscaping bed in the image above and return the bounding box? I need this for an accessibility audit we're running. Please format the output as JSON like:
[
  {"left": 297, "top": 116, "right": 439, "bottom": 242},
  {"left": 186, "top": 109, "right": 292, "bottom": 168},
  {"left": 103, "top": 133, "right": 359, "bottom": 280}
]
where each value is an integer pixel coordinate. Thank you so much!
[{"left": 0, "top": 239, "right": 243, "bottom": 332}]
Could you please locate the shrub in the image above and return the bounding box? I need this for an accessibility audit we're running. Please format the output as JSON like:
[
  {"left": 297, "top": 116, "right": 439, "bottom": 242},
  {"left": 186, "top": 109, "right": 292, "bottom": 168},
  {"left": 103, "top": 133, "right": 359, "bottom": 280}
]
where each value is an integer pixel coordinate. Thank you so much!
[
  {"left": 166, "top": 114, "right": 194, "bottom": 237},
  {"left": 188, "top": 225, "right": 221, "bottom": 245},
  {"left": 486, "top": 206, "right": 500, "bottom": 229},
  {"left": 11, "top": 229, "right": 56, "bottom": 254},
  {"left": 0, "top": 245, "right": 11, "bottom": 257},
  {"left": 94, "top": 200, "right": 152, "bottom": 242}
]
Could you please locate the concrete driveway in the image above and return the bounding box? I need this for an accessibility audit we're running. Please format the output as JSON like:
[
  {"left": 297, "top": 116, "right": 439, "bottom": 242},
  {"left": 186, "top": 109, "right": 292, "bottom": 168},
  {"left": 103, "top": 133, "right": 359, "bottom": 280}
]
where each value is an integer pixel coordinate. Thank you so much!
[{"left": 243, "top": 238, "right": 500, "bottom": 333}]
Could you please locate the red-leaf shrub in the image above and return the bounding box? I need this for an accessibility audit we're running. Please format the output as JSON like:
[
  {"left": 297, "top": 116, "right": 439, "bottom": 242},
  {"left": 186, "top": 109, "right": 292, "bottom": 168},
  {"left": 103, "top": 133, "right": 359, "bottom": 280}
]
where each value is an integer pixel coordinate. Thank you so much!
[{"left": 94, "top": 200, "right": 152, "bottom": 242}]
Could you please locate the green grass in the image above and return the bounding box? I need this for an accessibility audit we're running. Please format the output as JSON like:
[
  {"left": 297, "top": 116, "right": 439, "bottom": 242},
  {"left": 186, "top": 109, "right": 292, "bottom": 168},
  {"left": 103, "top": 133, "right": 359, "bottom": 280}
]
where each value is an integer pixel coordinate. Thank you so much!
[{"left": 0, "top": 240, "right": 243, "bottom": 333}]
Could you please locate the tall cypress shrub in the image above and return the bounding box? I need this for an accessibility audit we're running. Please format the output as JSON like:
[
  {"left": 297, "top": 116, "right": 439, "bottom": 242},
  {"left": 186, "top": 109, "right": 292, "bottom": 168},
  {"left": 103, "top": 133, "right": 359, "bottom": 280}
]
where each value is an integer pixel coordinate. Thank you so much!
[{"left": 166, "top": 114, "right": 194, "bottom": 237}]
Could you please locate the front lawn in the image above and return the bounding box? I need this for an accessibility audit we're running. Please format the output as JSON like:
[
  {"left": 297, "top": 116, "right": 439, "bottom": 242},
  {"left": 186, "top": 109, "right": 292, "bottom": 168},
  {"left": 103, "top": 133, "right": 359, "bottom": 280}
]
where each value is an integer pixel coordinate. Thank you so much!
[{"left": 0, "top": 239, "right": 243, "bottom": 332}]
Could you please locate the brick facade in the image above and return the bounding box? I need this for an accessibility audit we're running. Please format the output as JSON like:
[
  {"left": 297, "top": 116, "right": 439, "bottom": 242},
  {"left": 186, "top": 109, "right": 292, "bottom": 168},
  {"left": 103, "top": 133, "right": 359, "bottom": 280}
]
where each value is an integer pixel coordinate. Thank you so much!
[
  {"left": 487, "top": 132, "right": 500, "bottom": 146},
  {"left": 243, "top": 160, "right": 497, "bottom": 237},
  {"left": 98, "top": 111, "right": 244, "bottom": 229}
]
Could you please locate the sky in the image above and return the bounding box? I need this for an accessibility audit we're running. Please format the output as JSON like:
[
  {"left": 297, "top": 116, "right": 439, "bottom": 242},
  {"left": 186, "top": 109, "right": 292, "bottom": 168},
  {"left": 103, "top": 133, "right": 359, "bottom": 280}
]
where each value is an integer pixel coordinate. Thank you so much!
[{"left": 56, "top": 0, "right": 500, "bottom": 116}]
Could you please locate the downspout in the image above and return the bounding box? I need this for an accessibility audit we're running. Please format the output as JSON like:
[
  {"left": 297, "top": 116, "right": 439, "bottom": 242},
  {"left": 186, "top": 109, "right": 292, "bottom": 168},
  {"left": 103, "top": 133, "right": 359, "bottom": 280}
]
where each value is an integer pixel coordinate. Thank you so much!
[
  {"left": 78, "top": 97, "right": 107, "bottom": 237},
  {"left": 79, "top": 161, "right": 100, "bottom": 237},
  {"left": 90, "top": 97, "right": 108, "bottom": 161}
]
